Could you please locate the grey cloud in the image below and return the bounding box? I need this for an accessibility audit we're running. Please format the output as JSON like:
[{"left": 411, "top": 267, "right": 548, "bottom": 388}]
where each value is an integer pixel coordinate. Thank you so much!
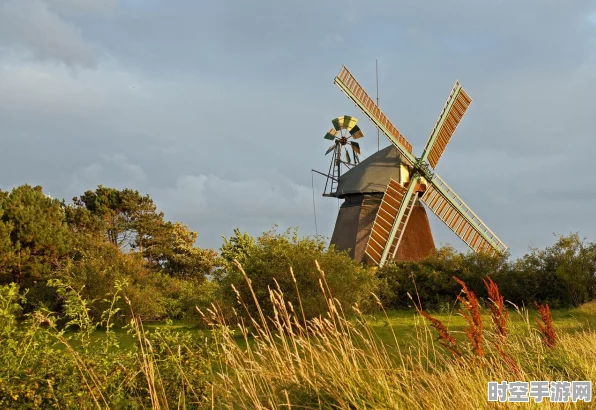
[
  {"left": 0, "top": 0, "right": 96, "bottom": 67},
  {"left": 1, "top": 1, "right": 596, "bottom": 257},
  {"left": 63, "top": 152, "right": 337, "bottom": 249},
  {"left": 47, "top": 0, "right": 119, "bottom": 13},
  {"left": 150, "top": 172, "right": 339, "bottom": 249},
  {"left": 68, "top": 153, "right": 147, "bottom": 195}
]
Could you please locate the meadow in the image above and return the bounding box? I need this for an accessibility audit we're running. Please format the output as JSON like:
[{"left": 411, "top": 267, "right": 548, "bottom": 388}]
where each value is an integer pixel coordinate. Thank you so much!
[
  {"left": 88, "top": 300, "right": 596, "bottom": 355},
  {"left": 1, "top": 185, "right": 595, "bottom": 408},
  {"left": 3, "top": 268, "right": 594, "bottom": 409}
]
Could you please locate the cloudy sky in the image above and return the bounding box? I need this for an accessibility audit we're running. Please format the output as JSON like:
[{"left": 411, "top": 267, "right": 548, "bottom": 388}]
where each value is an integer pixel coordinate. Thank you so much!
[{"left": 1, "top": 0, "right": 596, "bottom": 257}]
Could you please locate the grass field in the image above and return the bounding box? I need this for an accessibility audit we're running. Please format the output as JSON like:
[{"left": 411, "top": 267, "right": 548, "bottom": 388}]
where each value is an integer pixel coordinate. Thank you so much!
[
  {"left": 369, "top": 302, "right": 596, "bottom": 349},
  {"left": 200, "top": 287, "right": 596, "bottom": 409},
  {"left": 6, "top": 283, "right": 595, "bottom": 409},
  {"left": 93, "top": 302, "right": 596, "bottom": 353}
]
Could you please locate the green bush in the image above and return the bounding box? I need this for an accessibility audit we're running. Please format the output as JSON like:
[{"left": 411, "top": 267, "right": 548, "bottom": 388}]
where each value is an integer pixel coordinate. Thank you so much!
[
  {"left": 377, "top": 234, "right": 596, "bottom": 310},
  {"left": 496, "top": 233, "right": 596, "bottom": 308},
  {"left": 126, "top": 272, "right": 219, "bottom": 323},
  {"left": 0, "top": 282, "right": 216, "bottom": 408},
  {"left": 218, "top": 227, "right": 377, "bottom": 320},
  {"left": 377, "top": 246, "right": 506, "bottom": 310}
]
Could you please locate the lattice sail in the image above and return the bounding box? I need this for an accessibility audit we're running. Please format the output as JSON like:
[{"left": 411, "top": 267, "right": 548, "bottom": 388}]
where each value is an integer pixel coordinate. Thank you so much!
[
  {"left": 423, "top": 82, "right": 472, "bottom": 169},
  {"left": 386, "top": 187, "right": 417, "bottom": 261},
  {"left": 365, "top": 179, "right": 416, "bottom": 265},
  {"left": 334, "top": 66, "right": 415, "bottom": 165},
  {"left": 422, "top": 174, "right": 507, "bottom": 255}
]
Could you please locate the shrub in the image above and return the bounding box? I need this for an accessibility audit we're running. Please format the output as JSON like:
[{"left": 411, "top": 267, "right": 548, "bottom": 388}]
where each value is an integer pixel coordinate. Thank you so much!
[
  {"left": 218, "top": 227, "right": 377, "bottom": 320},
  {"left": 376, "top": 246, "right": 492, "bottom": 310},
  {"left": 0, "top": 282, "right": 216, "bottom": 408},
  {"left": 378, "top": 234, "right": 596, "bottom": 310},
  {"left": 126, "top": 272, "right": 219, "bottom": 322}
]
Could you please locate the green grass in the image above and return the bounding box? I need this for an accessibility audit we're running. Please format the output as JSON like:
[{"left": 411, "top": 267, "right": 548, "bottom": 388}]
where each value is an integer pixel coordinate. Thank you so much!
[
  {"left": 87, "top": 302, "right": 596, "bottom": 354},
  {"left": 366, "top": 302, "right": 596, "bottom": 351},
  {"left": 63, "top": 319, "right": 209, "bottom": 351}
]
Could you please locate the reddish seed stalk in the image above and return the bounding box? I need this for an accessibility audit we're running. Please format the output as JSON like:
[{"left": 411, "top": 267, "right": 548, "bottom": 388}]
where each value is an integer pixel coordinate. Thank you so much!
[
  {"left": 453, "top": 276, "right": 484, "bottom": 357},
  {"left": 492, "top": 341, "right": 520, "bottom": 376},
  {"left": 483, "top": 276, "right": 508, "bottom": 339},
  {"left": 419, "top": 310, "right": 461, "bottom": 358},
  {"left": 534, "top": 302, "right": 557, "bottom": 348}
]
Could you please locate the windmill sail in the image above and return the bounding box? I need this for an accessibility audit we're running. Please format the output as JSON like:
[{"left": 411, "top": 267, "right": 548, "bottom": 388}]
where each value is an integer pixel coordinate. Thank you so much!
[
  {"left": 324, "top": 127, "right": 338, "bottom": 140},
  {"left": 365, "top": 178, "right": 418, "bottom": 266},
  {"left": 422, "top": 173, "right": 507, "bottom": 255},
  {"left": 331, "top": 65, "right": 507, "bottom": 266},
  {"left": 421, "top": 82, "right": 472, "bottom": 168},
  {"left": 334, "top": 66, "right": 416, "bottom": 166},
  {"left": 332, "top": 115, "right": 358, "bottom": 131},
  {"left": 349, "top": 124, "right": 364, "bottom": 139}
]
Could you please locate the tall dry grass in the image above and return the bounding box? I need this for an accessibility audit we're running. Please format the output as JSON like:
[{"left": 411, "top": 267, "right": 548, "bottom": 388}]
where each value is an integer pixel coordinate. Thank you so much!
[
  {"left": 42, "top": 262, "right": 595, "bottom": 409},
  {"left": 201, "top": 262, "right": 595, "bottom": 409}
]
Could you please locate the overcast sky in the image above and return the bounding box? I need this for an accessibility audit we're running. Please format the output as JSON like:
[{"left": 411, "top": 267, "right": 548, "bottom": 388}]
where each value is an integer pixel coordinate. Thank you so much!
[{"left": 1, "top": 0, "right": 596, "bottom": 258}]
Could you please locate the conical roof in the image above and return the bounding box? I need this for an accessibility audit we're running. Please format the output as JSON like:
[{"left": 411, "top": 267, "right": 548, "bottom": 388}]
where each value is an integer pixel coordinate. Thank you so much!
[{"left": 333, "top": 144, "right": 408, "bottom": 198}]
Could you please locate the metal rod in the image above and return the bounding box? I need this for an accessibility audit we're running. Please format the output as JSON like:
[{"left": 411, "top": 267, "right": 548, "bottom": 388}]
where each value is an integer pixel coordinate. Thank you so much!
[
  {"left": 311, "top": 171, "right": 318, "bottom": 236},
  {"left": 323, "top": 147, "right": 334, "bottom": 194},
  {"left": 376, "top": 59, "right": 379, "bottom": 152},
  {"left": 311, "top": 169, "right": 338, "bottom": 181},
  {"left": 336, "top": 144, "right": 341, "bottom": 185}
]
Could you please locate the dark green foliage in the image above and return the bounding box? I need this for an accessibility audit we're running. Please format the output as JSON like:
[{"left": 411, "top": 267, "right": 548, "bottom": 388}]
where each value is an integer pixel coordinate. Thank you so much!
[
  {"left": 125, "top": 272, "right": 219, "bottom": 322},
  {"left": 498, "top": 234, "right": 596, "bottom": 308},
  {"left": 0, "top": 186, "right": 73, "bottom": 288},
  {"left": 144, "top": 222, "right": 217, "bottom": 280},
  {"left": 218, "top": 227, "right": 377, "bottom": 320},
  {"left": 377, "top": 246, "right": 503, "bottom": 311},
  {"left": 0, "top": 184, "right": 218, "bottom": 323},
  {"left": 378, "top": 234, "right": 596, "bottom": 310}
]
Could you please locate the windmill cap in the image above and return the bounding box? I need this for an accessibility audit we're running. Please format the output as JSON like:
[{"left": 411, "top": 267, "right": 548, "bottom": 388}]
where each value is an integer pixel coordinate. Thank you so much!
[{"left": 331, "top": 145, "right": 409, "bottom": 198}]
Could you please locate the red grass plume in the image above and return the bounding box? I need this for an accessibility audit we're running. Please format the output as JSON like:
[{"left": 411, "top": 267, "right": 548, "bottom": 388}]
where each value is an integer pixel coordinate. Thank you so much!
[
  {"left": 492, "top": 341, "right": 520, "bottom": 376},
  {"left": 453, "top": 276, "right": 484, "bottom": 356},
  {"left": 534, "top": 302, "right": 557, "bottom": 348},
  {"left": 483, "top": 276, "right": 508, "bottom": 339},
  {"left": 419, "top": 310, "right": 461, "bottom": 358}
]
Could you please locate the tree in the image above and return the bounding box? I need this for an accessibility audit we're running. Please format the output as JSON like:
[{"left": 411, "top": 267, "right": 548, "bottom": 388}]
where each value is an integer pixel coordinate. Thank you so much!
[
  {"left": 0, "top": 185, "right": 72, "bottom": 287},
  {"left": 74, "top": 186, "right": 216, "bottom": 279},
  {"left": 144, "top": 222, "right": 217, "bottom": 280},
  {"left": 218, "top": 228, "right": 257, "bottom": 275},
  {"left": 74, "top": 186, "right": 164, "bottom": 251},
  {"left": 0, "top": 190, "right": 14, "bottom": 274}
]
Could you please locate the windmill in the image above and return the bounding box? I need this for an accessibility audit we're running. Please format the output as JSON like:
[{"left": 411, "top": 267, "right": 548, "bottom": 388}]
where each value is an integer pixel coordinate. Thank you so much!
[
  {"left": 322, "top": 115, "right": 364, "bottom": 195},
  {"left": 331, "top": 66, "right": 507, "bottom": 267}
]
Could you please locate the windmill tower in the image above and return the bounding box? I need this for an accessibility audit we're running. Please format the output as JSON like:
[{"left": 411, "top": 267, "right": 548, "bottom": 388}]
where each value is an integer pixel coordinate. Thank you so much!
[
  {"left": 324, "top": 66, "right": 507, "bottom": 267},
  {"left": 325, "top": 144, "right": 436, "bottom": 262}
]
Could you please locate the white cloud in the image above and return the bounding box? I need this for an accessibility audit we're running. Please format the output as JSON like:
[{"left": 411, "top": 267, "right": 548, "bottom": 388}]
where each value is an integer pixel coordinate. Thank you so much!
[{"left": 2, "top": 0, "right": 596, "bottom": 256}]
